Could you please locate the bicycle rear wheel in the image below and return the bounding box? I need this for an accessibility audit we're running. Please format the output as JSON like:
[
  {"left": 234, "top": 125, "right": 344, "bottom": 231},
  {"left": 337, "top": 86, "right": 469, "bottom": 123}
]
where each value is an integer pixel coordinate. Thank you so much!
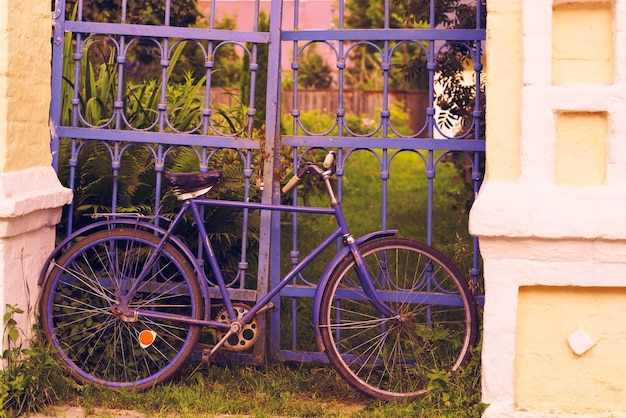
[
  {"left": 40, "top": 228, "right": 203, "bottom": 389},
  {"left": 318, "top": 237, "right": 478, "bottom": 400}
]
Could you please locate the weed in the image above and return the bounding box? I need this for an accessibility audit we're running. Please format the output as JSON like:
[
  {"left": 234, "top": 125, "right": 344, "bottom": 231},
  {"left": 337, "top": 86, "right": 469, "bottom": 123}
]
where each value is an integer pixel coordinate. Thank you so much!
[
  {"left": 0, "top": 305, "right": 76, "bottom": 417},
  {"left": 421, "top": 345, "right": 488, "bottom": 417}
]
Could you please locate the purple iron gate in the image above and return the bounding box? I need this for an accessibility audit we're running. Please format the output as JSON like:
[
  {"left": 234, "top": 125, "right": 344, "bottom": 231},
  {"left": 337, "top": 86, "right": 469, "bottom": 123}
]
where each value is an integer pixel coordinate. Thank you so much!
[{"left": 50, "top": 0, "right": 485, "bottom": 363}]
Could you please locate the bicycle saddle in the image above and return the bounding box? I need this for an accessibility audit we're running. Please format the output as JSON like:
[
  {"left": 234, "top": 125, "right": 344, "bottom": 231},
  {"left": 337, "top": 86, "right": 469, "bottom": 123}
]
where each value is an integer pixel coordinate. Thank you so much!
[{"left": 165, "top": 171, "right": 222, "bottom": 200}]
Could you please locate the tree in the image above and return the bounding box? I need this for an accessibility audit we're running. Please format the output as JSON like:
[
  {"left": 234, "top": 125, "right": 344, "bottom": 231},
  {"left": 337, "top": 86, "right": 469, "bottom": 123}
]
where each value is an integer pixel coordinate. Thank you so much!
[
  {"left": 427, "top": 0, "right": 487, "bottom": 136},
  {"left": 350, "top": 0, "right": 484, "bottom": 135},
  {"left": 297, "top": 44, "right": 333, "bottom": 89},
  {"left": 397, "top": 0, "right": 463, "bottom": 28},
  {"left": 63, "top": 0, "right": 201, "bottom": 26},
  {"left": 345, "top": 0, "right": 405, "bottom": 29},
  {"left": 344, "top": 0, "right": 426, "bottom": 90}
]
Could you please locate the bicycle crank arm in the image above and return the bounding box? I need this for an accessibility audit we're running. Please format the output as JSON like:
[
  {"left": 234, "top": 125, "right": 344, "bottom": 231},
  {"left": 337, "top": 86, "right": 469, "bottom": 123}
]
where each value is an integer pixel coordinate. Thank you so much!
[
  {"left": 207, "top": 327, "right": 239, "bottom": 359},
  {"left": 255, "top": 301, "right": 276, "bottom": 315}
]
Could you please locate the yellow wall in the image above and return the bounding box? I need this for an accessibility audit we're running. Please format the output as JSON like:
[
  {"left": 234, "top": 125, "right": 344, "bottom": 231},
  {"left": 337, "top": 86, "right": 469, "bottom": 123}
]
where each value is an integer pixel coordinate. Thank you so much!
[
  {"left": 484, "top": 0, "right": 522, "bottom": 182},
  {"left": 516, "top": 286, "right": 626, "bottom": 414},
  {"left": 555, "top": 112, "right": 607, "bottom": 185},
  {"left": 552, "top": 1, "right": 614, "bottom": 86},
  {"left": 0, "top": 0, "right": 52, "bottom": 172},
  {"left": 552, "top": 1, "right": 612, "bottom": 185}
]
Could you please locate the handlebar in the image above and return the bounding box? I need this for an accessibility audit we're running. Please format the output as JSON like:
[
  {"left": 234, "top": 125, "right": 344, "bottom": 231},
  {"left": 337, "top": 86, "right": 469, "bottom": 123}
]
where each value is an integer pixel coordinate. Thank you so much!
[
  {"left": 281, "top": 151, "right": 336, "bottom": 194},
  {"left": 323, "top": 151, "right": 335, "bottom": 169}
]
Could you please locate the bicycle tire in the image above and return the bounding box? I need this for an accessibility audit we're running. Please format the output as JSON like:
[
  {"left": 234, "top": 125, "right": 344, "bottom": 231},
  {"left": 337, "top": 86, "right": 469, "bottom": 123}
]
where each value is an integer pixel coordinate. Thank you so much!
[
  {"left": 318, "top": 237, "right": 478, "bottom": 400},
  {"left": 40, "top": 228, "right": 203, "bottom": 389}
]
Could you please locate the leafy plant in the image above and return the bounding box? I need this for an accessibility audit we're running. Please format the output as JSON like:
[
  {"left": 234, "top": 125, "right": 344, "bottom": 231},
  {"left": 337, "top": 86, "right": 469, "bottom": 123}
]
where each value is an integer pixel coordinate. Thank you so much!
[
  {"left": 59, "top": 36, "right": 241, "bottom": 213},
  {"left": 1, "top": 306, "right": 74, "bottom": 417},
  {"left": 399, "top": 0, "right": 487, "bottom": 138},
  {"left": 421, "top": 345, "right": 487, "bottom": 417}
]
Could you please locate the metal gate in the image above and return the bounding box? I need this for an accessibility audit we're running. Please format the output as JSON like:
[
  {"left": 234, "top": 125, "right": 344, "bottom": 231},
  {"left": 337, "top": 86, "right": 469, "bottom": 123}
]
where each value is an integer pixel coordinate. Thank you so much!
[{"left": 50, "top": 0, "right": 485, "bottom": 363}]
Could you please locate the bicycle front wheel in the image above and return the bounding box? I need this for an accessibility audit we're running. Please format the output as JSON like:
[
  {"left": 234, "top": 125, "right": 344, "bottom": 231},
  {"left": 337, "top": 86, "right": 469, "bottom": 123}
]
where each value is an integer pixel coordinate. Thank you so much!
[
  {"left": 40, "top": 228, "right": 203, "bottom": 389},
  {"left": 318, "top": 237, "right": 478, "bottom": 400}
]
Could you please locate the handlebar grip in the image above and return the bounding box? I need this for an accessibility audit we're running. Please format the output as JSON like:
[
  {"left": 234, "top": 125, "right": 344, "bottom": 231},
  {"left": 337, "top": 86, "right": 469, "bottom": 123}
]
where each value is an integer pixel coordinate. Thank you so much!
[
  {"left": 281, "top": 175, "right": 301, "bottom": 194},
  {"left": 323, "top": 151, "right": 336, "bottom": 169}
]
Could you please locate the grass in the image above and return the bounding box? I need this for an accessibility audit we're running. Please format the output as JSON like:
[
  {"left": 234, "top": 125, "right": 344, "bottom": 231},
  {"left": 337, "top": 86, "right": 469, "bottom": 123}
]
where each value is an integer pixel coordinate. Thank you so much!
[
  {"left": 29, "top": 349, "right": 484, "bottom": 417},
  {"left": 75, "top": 362, "right": 365, "bottom": 417}
]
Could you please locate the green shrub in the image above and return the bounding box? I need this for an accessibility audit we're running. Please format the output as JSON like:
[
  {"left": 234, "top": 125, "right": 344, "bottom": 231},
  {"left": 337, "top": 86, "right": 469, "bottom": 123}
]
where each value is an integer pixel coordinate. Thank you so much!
[{"left": 1, "top": 306, "right": 74, "bottom": 417}]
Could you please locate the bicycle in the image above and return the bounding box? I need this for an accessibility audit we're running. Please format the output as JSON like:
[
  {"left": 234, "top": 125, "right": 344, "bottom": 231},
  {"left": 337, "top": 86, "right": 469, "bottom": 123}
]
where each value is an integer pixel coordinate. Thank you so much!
[{"left": 39, "top": 151, "right": 479, "bottom": 400}]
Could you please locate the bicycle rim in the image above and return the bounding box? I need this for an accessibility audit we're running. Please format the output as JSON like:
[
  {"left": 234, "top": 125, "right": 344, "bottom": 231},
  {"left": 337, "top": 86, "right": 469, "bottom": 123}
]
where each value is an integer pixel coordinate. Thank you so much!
[
  {"left": 40, "top": 228, "right": 203, "bottom": 389},
  {"left": 319, "top": 237, "right": 478, "bottom": 400}
]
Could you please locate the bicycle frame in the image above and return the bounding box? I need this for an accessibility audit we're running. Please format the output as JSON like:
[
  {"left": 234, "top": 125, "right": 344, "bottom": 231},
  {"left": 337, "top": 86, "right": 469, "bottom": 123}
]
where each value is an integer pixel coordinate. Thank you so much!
[
  {"left": 39, "top": 156, "right": 479, "bottom": 398},
  {"left": 113, "top": 189, "right": 397, "bottom": 355}
]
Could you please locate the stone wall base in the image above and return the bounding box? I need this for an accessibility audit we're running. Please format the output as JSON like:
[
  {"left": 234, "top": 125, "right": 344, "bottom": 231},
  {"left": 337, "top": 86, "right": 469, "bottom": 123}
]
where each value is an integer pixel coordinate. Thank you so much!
[
  {"left": 479, "top": 235, "right": 626, "bottom": 418},
  {"left": 472, "top": 181, "right": 626, "bottom": 417},
  {"left": 0, "top": 166, "right": 72, "bottom": 359}
]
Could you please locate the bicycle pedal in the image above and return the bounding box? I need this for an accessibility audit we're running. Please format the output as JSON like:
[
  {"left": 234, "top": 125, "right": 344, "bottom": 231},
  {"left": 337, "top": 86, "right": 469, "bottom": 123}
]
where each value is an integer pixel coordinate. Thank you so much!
[
  {"left": 201, "top": 348, "right": 211, "bottom": 366},
  {"left": 201, "top": 346, "right": 212, "bottom": 366}
]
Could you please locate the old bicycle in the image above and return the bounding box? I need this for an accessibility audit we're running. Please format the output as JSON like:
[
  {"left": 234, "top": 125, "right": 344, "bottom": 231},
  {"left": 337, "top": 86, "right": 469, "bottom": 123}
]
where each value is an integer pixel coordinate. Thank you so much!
[{"left": 39, "top": 151, "right": 478, "bottom": 400}]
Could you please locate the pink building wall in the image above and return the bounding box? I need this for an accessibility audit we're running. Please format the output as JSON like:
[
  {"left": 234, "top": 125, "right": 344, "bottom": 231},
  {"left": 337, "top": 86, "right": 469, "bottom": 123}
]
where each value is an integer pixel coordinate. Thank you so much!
[
  {"left": 199, "top": 0, "right": 337, "bottom": 31},
  {"left": 197, "top": 0, "right": 339, "bottom": 71}
]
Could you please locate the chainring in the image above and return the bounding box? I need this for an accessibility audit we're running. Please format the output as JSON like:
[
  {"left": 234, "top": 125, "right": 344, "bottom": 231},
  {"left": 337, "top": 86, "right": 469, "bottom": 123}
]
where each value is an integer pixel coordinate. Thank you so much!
[{"left": 215, "top": 303, "right": 260, "bottom": 351}]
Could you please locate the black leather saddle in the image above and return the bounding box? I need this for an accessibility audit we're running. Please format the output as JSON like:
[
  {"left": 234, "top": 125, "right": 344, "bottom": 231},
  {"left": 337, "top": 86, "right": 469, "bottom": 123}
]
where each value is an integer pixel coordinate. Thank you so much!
[{"left": 165, "top": 171, "right": 222, "bottom": 199}]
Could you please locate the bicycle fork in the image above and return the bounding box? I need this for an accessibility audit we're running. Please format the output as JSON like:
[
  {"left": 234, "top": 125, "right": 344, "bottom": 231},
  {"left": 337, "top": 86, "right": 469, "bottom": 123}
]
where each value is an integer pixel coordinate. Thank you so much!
[
  {"left": 330, "top": 184, "right": 397, "bottom": 320},
  {"left": 345, "top": 237, "right": 397, "bottom": 319}
]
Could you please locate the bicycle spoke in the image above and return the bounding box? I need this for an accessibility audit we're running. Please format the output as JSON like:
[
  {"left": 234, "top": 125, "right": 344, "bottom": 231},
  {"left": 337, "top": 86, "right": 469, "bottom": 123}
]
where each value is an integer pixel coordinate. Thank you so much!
[
  {"left": 41, "top": 228, "right": 202, "bottom": 389},
  {"left": 319, "top": 237, "right": 478, "bottom": 400}
]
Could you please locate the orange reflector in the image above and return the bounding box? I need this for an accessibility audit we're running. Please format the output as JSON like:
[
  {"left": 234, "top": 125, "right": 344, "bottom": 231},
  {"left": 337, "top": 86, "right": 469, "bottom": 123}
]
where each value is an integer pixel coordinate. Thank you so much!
[{"left": 139, "top": 330, "right": 157, "bottom": 349}]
